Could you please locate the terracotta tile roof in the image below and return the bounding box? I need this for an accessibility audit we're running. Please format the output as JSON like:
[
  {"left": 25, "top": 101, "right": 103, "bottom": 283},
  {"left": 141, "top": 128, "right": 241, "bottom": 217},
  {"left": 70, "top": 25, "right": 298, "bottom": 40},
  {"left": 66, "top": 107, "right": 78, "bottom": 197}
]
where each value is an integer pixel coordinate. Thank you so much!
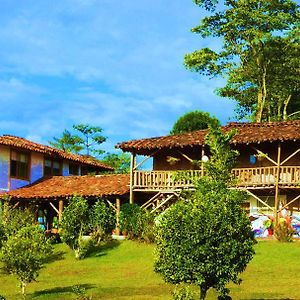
[
  {"left": 116, "top": 121, "right": 300, "bottom": 155},
  {"left": 0, "top": 135, "right": 113, "bottom": 171},
  {"left": 4, "top": 174, "right": 130, "bottom": 200}
]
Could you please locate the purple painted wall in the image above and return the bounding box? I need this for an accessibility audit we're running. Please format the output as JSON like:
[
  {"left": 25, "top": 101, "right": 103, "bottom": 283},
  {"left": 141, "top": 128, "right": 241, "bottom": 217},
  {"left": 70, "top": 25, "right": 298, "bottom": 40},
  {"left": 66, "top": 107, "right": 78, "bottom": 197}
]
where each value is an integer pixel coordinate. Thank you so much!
[
  {"left": 30, "top": 152, "right": 44, "bottom": 183},
  {"left": 62, "top": 161, "right": 69, "bottom": 176},
  {"left": 1, "top": 146, "right": 86, "bottom": 191},
  {"left": 0, "top": 145, "right": 10, "bottom": 192}
]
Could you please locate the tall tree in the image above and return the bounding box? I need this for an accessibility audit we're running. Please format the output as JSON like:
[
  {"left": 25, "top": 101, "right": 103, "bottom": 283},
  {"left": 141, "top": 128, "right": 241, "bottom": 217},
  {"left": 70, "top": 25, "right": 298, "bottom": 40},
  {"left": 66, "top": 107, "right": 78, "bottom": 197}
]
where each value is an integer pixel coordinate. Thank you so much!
[
  {"left": 73, "top": 124, "right": 106, "bottom": 156},
  {"left": 102, "top": 152, "right": 131, "bottom": 174},
  {"left": 185, "top": 0, "right": 299, "bottom": 122},
  {"left": 49, "top": 124, "right": 107, "bottom": 157},
  {"left": 170, "top": 110, "right": 219, "bottom": 135},
  {"left": 49, "top": 130, "right": 84, "bottom": 154}
]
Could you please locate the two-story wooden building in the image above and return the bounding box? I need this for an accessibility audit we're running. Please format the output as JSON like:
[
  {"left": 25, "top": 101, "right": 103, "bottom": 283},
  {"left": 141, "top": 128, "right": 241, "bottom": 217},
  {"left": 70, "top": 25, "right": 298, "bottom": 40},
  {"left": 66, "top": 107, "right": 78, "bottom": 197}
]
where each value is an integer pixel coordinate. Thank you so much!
[
  {"left": 0, "top": 134, "right": 113, "bottom": 193},
  {"left": 0, "top": 135, "right": 131, "bottom": 232},
  {"left": 116, "top": 121, "right": 300, "bottom": 235}
]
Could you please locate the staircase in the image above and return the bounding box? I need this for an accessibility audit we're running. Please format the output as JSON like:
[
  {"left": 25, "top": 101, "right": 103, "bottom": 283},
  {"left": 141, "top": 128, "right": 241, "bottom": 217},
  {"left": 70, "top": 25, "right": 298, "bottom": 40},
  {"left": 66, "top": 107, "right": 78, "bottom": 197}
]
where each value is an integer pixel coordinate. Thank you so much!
[{"left": 141, "top": 191, "right": 179, "bottom": 213}]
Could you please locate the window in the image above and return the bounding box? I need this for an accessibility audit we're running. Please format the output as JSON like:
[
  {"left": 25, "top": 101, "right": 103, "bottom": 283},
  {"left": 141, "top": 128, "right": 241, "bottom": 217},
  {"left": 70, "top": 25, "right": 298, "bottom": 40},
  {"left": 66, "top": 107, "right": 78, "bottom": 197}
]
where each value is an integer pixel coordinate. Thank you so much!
[
  {"left": 69, "top": 163, "right": 79, "bottom": 175},
  {"left": 10, "top": 150, "right": 29, "bottom": 180},
  {"left": 44, "top": 159, "right": 62, "bottom": 176}
]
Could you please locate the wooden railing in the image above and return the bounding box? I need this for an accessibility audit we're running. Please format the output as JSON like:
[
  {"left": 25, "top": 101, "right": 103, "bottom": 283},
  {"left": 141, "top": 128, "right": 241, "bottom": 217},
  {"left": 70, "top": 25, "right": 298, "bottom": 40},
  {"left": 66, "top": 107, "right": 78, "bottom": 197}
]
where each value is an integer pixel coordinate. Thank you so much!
[
  {"left": 133, "top": 166, "right": 300, "bottom": 190},
  {"left": 133, "top": 170, "right": 203, "bottom": 190}
]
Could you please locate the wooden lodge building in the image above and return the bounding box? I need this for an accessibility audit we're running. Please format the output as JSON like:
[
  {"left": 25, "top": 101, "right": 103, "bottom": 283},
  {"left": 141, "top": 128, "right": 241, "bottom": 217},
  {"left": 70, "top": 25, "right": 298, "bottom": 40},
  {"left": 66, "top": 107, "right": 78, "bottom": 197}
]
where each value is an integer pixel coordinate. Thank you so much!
[
  {"left": 3, "top": 120, "right": 300, "bottom": 236},
  {"left": 116, "top": 121, "right": 300, "bottom": 221}
]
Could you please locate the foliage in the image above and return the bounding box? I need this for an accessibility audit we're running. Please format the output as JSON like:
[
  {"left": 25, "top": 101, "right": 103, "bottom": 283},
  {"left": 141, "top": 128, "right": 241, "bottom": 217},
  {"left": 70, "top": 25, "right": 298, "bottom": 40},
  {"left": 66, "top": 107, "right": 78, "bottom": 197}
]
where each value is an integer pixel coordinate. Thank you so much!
[
  {"left": 170, "top": 110, "right": 219, "bottom": 135},
  {"left": 60, "top": 195, "right": 90, "bottom": 259},
  {"left": 185, "top": 0, "right": 299, "bottom": 122},
  {"left": 0, "top": 202, "right": 35, "bottom": 242},
  {"left": 154, "top": 181, "right": 255, "bottom": 299},
  {"left": 120, "top": 203, "right": 142, "bottom": 238},
  {"left": 154, "top": 124, "right": 255, "bottom": 299},
  {"left": 76, "top": 238, "right": 97, "bottom": 260},
  {"left": 90, "top": 200, "right": 116, "bottom": 243},
  {"left": 73, "top": 123, "right": 106, "bottom": 156},
  {"left": 0, "top": 225, "right": 53, "bottom": 295},
  {"left": 49, "top": 123, "right": 107, "bottom": 157},
  {"left": 172, "top": 285, "right": 195, "bottom": 300},
  {"left": 120, "top": 203, "right": 155, "bottom": 242},
  {"left": 274, "top": 219, "right": 295, "bottom": 242},
  {"left": 218, "top": 36, "right": 300, "bottom": 121},
  {"left": 204, "top": 123, "right": 238, "bottom": 183},
  {"left": 49, "top": 130, "right": 84, "bottom": 153},
  {"left": 72, "top": 284, "right": 92, "bottom": 300},
  {"left": 140, "top": 211, "right": 156, "bottom": 244},
  {"left": 102, "top": 152, "right": 131, "bottom": 174}
]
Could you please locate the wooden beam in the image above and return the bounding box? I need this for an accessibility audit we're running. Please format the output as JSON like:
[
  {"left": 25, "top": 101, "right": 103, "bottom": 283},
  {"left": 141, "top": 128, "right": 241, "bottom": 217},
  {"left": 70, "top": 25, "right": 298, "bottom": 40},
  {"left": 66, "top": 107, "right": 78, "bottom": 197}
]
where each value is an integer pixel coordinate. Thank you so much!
[
  {"left": 134, "top": 149, "right": 160, "bottom": 170},
  {"left": 176, "top": 150, "right": 194, "bottom": 163},
  {"left": 274, "top": 143, "right": 281, "bottom": 224},
  {"left": 115, "top": 198, "right": 121, "bottom": 235},
  {"left": 129, "top": 153, "right": 136, "bottom": 204},
  {"left": 13, "top": 201, "right": 20, "bottom": 209},
  {"left": 281, "top": 148, "right": 300, "bottom": 165},
  {"left": 245, "top": 190, "right": 275, "bottom": 212},
  {"left": 106, "top": 199, "right": 117, "bottom": 212},
  {"left": 281, "top": 194, "right": 300, "bottom": 211},
  {"left": 49, "top": 202, "right": 59, "bottom": 214},
  {"left": 252, "top": 147, "right": 277, "bottom": 166},
  {"left": 58, "top": 200, "right": 64, "bottom": 223},
  {"left": 141, "top": 192, "right": 161, "bottom": 210}
]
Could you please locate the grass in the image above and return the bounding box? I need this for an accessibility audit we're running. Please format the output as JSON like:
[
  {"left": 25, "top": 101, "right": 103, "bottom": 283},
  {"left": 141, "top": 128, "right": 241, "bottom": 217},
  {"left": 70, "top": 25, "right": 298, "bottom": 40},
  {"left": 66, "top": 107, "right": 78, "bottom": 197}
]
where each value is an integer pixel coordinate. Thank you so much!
[{"left": 1, "top": 240, "right": 300, "bottom": 299}]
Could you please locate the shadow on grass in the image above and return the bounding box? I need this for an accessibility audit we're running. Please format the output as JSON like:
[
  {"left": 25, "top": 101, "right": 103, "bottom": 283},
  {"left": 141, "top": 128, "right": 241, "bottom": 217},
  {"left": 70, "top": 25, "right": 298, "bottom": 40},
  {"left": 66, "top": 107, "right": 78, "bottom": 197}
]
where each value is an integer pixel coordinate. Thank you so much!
[
  {"left": 31, "top": 283, "right": 95, "bottom": 298},
  {"left": 46, "top": 250, "right": 66, "bottom": 263},
  {"left": 87, "top": 239, "right": 121, "bottom": 258}
]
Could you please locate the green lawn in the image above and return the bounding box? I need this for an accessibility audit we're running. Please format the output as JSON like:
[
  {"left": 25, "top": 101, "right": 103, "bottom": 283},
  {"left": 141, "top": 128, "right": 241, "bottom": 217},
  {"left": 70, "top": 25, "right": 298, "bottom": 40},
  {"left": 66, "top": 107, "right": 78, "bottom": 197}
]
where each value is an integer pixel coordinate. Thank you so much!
[{"left": 0, "top": 240, "right": 300, "bottom": 299}]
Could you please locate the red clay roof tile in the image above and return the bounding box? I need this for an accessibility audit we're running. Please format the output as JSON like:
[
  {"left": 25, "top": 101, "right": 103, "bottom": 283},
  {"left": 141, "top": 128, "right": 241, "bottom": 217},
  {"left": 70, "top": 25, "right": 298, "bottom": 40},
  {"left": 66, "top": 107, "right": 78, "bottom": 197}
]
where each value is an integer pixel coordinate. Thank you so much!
[
  {"left": 4, "top": 174, "right": 130, "bottom": 200},
  {"left": 116, "top": 121, "right": 300, "bottom": 154},
  {"left": 0, "top": 135, "right": 113, "bottom": 170}
]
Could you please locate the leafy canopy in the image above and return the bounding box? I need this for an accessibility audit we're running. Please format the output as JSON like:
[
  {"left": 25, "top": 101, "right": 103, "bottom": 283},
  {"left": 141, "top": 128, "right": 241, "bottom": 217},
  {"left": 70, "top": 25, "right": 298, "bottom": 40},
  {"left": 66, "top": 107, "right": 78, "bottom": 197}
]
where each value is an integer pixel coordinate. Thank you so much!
[
  {"left": 49, "top": 123, "right": 106, "bottom": 156},
  {"left": 154, "top": 123, "right": 255, "bottom": 299},
  {"left": 170, "top": 110, "right": 219, "bottom": 135},
  {"left": 185, "top": 0, "right": 299, "bottom": 122}
]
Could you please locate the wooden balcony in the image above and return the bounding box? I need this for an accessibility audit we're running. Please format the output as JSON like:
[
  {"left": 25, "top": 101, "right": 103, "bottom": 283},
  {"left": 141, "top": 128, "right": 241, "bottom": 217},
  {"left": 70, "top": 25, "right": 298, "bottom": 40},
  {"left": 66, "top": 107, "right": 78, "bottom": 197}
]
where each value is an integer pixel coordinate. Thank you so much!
[{"left": 133, "top": 166, "right": 300, "bottom": 191}]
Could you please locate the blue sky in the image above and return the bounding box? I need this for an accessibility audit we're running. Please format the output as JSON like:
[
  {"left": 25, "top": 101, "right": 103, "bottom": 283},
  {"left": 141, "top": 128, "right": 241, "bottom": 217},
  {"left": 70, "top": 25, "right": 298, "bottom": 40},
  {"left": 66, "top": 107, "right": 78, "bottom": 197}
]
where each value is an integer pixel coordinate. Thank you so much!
[{"left": 0, "top": 0, "right": 236, "bottom": 153}]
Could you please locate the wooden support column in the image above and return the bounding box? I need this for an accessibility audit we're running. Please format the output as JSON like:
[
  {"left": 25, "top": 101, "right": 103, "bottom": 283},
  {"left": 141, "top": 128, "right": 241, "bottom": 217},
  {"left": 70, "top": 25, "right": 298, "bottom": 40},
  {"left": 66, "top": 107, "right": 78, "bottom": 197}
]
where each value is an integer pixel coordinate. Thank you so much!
[
  {"left": 130, "top": 153, "right": 136, "bottom": 204},
  {"left": 58, "top": 199, "right": 64, "bottom": 223},
  {"left": 274, "top": 143, "right": 281, "bottom": 224},
  {"left": 115, "top": 198, "right": 121, "bottom": 235},
  {"left": 201, "top": 146, "right": 205, "bottom": 177}
]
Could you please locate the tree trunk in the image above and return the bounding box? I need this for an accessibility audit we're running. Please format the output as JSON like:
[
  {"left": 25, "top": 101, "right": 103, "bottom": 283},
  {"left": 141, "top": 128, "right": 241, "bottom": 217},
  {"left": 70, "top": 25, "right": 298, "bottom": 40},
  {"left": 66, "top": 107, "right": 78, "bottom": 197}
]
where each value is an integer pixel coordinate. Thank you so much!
[
  {"left": 21, "top": 281, "right": 26, "bottom": 296},
  {"left": 283, "top": 94, "right": 292, "bottom": 121},
  {"left": 256, "top": 65, "right": 267, "bottom": 122},
  {"left": 199, "top": 286, "right": 207, "bottom": 300}
]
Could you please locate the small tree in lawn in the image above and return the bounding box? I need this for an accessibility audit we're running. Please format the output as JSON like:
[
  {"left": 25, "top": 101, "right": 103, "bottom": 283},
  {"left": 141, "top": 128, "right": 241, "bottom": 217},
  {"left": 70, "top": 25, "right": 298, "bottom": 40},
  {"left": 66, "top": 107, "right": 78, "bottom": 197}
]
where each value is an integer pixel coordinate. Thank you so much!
[
  {"left": 154, "top": 123, "right": 255, "bottom": 299},
  {"left": 60, "top": 195, "right": 90, "bottom": 259},
  {"left": 90, "top": 199, "right": 116, "bottom": 243},
  {"left": 0, "top": 225, "right": 53, "bottom": 296}
]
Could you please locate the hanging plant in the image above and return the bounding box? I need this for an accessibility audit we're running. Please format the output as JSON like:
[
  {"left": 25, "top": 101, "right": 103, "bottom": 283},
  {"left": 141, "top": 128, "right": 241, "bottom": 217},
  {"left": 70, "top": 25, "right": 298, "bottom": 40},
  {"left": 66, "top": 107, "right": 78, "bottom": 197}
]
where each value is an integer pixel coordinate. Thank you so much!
[{"left": 166, "top": 156, "right": 180, "bottom": 165}]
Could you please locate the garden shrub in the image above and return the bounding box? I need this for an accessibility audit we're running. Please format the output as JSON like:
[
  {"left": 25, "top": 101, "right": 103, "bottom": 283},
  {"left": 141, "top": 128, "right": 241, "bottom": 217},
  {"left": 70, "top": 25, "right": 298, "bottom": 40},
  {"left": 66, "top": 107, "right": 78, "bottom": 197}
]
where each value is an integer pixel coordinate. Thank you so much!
[
  {"left": 120, "top": 203, "right": 155, "bottom": 242},
  {"left": 90, "top": 199, "right": 115, "bottom": 243},
  {"left": 0, "top": 225, "right": 53, "bottom": 295},
  {"left": 60, "top": 195, "right": 90, "bottom": 259},
  {"left": 120, "top": 203, "right": 143, "bottom": 239},
  {"left": 274, "top": 219, "right": 295, "bottom": 242},
  {"left": 140, "top": 211, "right": 156, "bottom": 243}
]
